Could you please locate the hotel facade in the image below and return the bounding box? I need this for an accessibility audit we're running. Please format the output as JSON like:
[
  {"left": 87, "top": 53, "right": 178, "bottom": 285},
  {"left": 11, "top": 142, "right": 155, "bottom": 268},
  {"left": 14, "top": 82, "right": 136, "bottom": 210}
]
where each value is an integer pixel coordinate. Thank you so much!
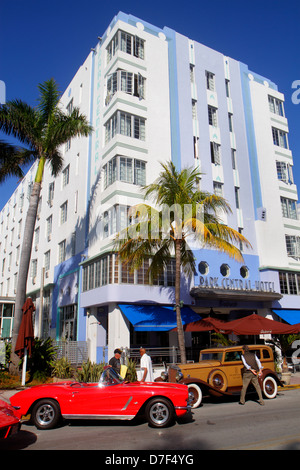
[{"left": 1, "top": 12, "right": 300, "bottom": 362}]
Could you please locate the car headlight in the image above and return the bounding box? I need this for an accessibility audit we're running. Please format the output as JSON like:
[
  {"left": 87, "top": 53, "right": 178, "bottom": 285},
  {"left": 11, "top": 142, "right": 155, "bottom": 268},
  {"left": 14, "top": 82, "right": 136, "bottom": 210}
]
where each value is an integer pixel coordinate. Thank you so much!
[
  {"left": 176, "top": 371, "right": 183, "bottom": 382},
  {"left": 160, "top": 371, "right": 168, "bottom": 381}
]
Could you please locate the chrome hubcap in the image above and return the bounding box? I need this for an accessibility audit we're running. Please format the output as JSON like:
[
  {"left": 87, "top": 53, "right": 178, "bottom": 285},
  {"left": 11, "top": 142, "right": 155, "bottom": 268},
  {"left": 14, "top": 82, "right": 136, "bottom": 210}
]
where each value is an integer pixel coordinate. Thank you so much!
[
  {"left": 149, "top": 402, "right": 169, "bottom": 425},
  {"left": 36, "top": 404, "right": 55, "bottom": 426}
]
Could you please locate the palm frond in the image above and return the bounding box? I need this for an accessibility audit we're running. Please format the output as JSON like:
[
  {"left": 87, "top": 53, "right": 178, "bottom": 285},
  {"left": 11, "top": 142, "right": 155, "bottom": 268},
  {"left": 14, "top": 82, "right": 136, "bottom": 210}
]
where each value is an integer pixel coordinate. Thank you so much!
[
  {"left": 37, "top": 78, "right": 61, "bottom": 124},
  {"left": 0, "top": 140, "right": 36, "bottom": 183},
  {"left": 0, "top": 100, "right": 41, "bottom": 149}
]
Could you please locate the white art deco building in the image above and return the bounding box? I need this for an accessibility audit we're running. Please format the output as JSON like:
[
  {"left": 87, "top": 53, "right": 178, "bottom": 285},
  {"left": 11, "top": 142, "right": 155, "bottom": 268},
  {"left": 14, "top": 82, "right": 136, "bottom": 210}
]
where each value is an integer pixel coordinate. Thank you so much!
[{"left": 1, "top": 12, "right": 300, "bottom": 362}]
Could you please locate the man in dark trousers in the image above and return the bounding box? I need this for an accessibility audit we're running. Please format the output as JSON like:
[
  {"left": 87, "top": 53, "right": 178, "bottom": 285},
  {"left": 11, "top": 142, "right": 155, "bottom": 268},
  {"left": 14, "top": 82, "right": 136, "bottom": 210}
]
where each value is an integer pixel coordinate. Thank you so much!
[
  {"left": 239, "top": 345, "right": 264, "bottom": 405},
  {"left": 109, "top": 348, "right": 122, "bottom": 374}
]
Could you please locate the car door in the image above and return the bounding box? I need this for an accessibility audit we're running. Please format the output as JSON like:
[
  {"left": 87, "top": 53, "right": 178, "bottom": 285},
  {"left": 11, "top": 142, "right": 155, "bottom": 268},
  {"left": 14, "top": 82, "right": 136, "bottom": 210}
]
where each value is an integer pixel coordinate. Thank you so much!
[
  {"left": 65, "top": 384, "right": 113, "bottom": 417},
  {"left": 223, "top": 350, "right": 244, "bottom": 388}
]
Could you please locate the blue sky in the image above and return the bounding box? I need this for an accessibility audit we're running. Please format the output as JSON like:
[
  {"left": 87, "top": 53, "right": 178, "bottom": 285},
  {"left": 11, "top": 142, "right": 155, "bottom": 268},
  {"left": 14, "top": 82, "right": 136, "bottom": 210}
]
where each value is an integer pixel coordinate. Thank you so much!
[{"left": 1, "top": 0, "right": 300, "bottom": 210}]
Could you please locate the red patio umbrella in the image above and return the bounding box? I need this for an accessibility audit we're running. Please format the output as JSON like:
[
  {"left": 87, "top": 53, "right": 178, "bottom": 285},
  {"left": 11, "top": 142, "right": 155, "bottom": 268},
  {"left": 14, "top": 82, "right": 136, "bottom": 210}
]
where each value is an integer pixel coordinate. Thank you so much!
[
  {"left": 15, "top": 297, "right": 35, "bottom": 386},
  {"left": 178, "top": 317, "right": 229, "bottom": 332},
  {"left": 221, "top": 313, "right": 300, "bottom": 336}
]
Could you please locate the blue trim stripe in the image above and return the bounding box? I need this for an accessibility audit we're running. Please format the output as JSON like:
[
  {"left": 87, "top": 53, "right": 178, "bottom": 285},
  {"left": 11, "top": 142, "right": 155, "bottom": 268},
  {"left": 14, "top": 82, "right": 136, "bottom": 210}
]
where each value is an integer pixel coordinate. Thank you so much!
[{"left": 239, "top": 63, "right": 263, "bottom": 216}]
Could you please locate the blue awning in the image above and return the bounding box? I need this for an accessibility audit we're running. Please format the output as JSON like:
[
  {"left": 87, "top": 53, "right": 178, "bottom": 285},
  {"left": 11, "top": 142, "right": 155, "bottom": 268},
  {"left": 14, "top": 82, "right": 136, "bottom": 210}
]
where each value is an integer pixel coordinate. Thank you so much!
[
  {"left": 273, "top": 309, "right": 300, "bottom": 325},
  {"left": 118, "top": 304, "right": 201, "bottom": 331}
]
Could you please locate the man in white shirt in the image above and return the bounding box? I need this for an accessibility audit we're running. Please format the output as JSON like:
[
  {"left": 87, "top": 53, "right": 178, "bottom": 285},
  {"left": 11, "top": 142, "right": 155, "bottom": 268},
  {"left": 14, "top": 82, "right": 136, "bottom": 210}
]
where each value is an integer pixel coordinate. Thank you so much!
[{"left": 139, "top": 347, "right": 154, "bottom": 382}]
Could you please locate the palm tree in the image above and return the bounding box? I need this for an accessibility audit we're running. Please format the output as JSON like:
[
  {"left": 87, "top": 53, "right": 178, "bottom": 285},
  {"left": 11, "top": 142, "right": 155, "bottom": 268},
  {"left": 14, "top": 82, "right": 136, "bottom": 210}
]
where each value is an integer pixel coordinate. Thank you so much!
[
  {"left": 115, "top": 161, "right": 251, "bottom": 363},
  {"left": 0, "top": 79, "right": 93, "bottom": 374}
]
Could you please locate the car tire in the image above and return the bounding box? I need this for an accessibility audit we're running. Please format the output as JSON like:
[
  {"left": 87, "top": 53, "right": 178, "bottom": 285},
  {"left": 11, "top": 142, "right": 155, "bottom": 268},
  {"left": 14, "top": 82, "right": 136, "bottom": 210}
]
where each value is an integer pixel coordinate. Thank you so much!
[
  {"left": 188, "top": 383, "right": 202, "bottom": 408},
  {"left": 145, "top": 398, "right": 174, "bottom": 428},
  {"left": 208, "top": 369, "right": 228, "bottom": 392},
  {"left": 32, "top": 399, "right": 61, "bottom": 430},
  {"left": 262, "top": 376, "right": 278, "bottom": 399}
]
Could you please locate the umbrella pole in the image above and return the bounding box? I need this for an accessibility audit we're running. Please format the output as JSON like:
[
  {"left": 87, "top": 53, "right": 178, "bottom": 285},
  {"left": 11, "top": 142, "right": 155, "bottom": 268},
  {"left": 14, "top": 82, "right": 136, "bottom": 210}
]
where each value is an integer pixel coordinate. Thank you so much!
[{"left": 21, "top": 347, "right": 27, "bottom": 387}]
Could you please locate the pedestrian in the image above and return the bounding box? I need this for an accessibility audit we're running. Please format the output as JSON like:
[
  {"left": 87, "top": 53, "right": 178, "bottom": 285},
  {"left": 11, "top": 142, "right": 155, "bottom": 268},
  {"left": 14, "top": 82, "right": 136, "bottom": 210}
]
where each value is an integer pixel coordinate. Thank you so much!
[
  {"left": 109, "top": 348, "right": 122, "bottom": 374},
  {"left": 239, "top": 345, "right": 264, "bottom": 405},
  {"left": 139, "top": 347, "right": 154, "bottom": 382}
]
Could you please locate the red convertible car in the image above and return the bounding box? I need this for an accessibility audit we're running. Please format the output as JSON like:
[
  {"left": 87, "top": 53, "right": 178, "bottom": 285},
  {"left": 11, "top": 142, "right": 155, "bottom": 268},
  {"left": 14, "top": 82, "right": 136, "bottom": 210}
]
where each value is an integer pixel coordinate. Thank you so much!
[
  {"left": 10, "top": 367, "right": 191, "bottom": 429},
  {"left": 0, "top": 399, "right": 21, "bottom": 439}
]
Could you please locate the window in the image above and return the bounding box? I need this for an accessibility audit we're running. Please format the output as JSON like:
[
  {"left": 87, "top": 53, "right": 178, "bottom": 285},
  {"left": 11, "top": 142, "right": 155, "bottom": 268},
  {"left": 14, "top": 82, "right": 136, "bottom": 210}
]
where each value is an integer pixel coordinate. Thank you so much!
[
  {"left": 134, "top": 159, "right": 146, "bottom": 186},
  {"left": 105, "top": 111, "right": 145, "bottom": 144},
  {"left": 44, "top": 251, "right": 50, "bottom": 272},
  {"left": 190, "top": 65, "right": 195, "bottom": 83},
  {"left": 66, "top": 99, "right": 73, "bottom": 115},
  {"left": 192, "top": 100, "right": 197, "bottom": 120},
  {"left": 220, "top": 264, "right": 230, "bottom": 277},
  {"left": 213, "top": 182, "right": 223, "bottom": 197},
  {"left": 121, "top": 261, "right": 134, "bottom": 284},
  {"left": 59, "top": 305, "right": 77, "bottom": 341},
  {"left": 279, "top": 271, "right": 300, "bottom": 295},
  {"left": 281, "top": 197, "right": 297, "bottom": 219},
  {"left": 285, "top": 235, "right": 300, "bottom": 259},
  {"left": 48, "top": 182, "right": 55, "bottom": 206},
  {"left": 276, "top": 161, "right": 293, "bottom": 184},
  {"left": 231, "top": 149, "right": 237, "bottom": 170},
  {"left": 208, "top": 106, "right": 218, "bottom": 127},
  {"left": 240, "top": 266, "right": 249, "bottom": 278},
  {"left": 58, "top": 240, "right": 66, "bottom": 263},
  {"left": 272, "top": 127, "right": 288, "bottom": 148},
  {"left": 103, "top": 156, "right": 146, "bottom": 188},
  {"left": 34, "top": 227, "right": 40, "bottom": 248},
  {"left": 133, "top": 115, "right": 145, "bottom": 140},
  {"left": 198, "top": 261, "right": 209, "bottom": 275},
  {"left": 31, "top": 259, "right": 37, "bottom": 279},
  {"left": 62, "top": 165, "right": 70, "bottom": 187},
  {"left": 235, "top": 187, "right": 240, "bottom": 209},
  {"left": 107, "top": 30, "right": 145, "bottom": 63},
  {"left": 225, "top": 79, "right": 230, "bottom": 98},
  {"left": 166, "top": 259, "right": 176, "bottom": 286},
  {"left": 137, "top": 259, "right": 150, "bottom": 285},
  {"left": 46, "top": 215, "right": 52, "bottom": 238},
  {"left": 60, "top": 201, "right": 68, "bottom": 225},
  {"left": 228, "top": 113, "right": 234, "bottom": 132},
  {"left": 206, "top": 71, "right": 215, "bottom": 91},
  {"left": 210, "top": 142, "right": 221, "bottom": 165},
  {"left": 106, "top": 69, "right": 145, "bottom": 105},
  {"left": 268, "top": 96, "right": 284, "bottom": 116}
]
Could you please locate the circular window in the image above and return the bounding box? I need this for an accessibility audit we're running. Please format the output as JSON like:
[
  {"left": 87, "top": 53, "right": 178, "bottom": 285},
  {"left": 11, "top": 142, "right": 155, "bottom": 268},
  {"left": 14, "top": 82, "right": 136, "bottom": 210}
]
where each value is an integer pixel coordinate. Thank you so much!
[
  {"left": 240, "top": 266, "right": 249, "bottom": 278},
  {"left": 220, "top": 264, "right": 230, "bottom": 277},
  {"left": 198, "top": 261, "right": 209, "bottom": 275}
]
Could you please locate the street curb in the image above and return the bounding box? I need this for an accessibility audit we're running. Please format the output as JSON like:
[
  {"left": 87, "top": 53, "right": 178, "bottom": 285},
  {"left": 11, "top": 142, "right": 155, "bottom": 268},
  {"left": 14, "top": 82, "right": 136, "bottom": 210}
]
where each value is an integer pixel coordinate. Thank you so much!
[{"left": 279, "top": 384, "right": 300, "bottom": 391}]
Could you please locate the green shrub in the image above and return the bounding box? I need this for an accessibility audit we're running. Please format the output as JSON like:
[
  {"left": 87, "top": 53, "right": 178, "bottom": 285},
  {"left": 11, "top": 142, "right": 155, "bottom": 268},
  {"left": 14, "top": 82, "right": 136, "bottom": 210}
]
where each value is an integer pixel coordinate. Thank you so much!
[
  {"left": 51, "top": 357, "right": 74, "bottom": 379},
  {"left": 76, "top": 359, "right": 105, "bottom": 382}
]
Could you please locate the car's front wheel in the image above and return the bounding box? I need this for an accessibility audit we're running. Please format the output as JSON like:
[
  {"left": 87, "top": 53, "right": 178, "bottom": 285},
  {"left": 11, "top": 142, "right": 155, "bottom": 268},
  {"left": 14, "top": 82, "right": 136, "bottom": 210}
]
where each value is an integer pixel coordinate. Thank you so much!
[
  {"left": 188, "top": 383, "right": 202, "bottom": 408},
  {"left": 262, "top": 376, "right": 278, "bottom": 399},
  {"left": 145, "top": 398, "right": 174, "bottom": 428},
  {"left": 32, "top": 399, "right": 61, "bottom": 430}
]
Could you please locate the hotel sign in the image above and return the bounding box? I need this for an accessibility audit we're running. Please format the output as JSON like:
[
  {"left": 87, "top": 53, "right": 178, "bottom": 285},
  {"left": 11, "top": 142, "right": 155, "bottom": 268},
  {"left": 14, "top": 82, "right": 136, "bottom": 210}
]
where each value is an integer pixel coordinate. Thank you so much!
[{"left": 199, "top": 276, "right": 276, "bottom": 293}]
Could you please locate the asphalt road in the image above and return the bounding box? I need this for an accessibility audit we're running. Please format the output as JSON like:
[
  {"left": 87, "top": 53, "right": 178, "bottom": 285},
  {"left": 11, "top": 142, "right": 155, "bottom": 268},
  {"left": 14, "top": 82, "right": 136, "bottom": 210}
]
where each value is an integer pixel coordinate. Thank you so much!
[{"left": 1, "top": 388, "right": 300, "bottom": 451}]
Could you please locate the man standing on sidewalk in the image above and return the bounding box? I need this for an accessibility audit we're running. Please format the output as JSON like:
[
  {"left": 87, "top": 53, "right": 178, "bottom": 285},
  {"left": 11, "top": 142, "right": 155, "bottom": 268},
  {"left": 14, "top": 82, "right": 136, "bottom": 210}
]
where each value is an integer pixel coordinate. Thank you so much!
[
  {"left": 239, "top": 345, "right": 264, "bottom": 406},
  {"left": 139, "top": 347, "right": 154, "bottom": 382}
]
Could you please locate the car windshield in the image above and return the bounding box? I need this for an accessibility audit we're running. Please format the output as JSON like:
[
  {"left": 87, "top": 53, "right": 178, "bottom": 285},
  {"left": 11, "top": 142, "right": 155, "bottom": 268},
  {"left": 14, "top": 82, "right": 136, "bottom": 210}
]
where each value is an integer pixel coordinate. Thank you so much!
[
  {"left": 98, "top": 367, "right": 124, "bottom": 386},
  {"left": 200, "top": 352, "right": 223, "bottom": 361}
]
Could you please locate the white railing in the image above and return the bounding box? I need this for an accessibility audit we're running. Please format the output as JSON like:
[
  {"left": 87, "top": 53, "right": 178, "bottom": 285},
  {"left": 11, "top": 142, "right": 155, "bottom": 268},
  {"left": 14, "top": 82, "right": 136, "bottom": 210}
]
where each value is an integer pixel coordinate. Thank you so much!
[{"left": 54, "top": 341, "right": 88, "bottom": 365}]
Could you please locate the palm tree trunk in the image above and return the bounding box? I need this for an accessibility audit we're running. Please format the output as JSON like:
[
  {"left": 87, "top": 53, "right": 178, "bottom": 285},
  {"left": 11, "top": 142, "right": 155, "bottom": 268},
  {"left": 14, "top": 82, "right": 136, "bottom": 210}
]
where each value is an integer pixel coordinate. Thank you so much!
[
  {"left": 175, "top": 239, "right": 186, "bottom": 364},
  {"left": 9, "top": 180, "right": 42, "bottom": 375}
]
